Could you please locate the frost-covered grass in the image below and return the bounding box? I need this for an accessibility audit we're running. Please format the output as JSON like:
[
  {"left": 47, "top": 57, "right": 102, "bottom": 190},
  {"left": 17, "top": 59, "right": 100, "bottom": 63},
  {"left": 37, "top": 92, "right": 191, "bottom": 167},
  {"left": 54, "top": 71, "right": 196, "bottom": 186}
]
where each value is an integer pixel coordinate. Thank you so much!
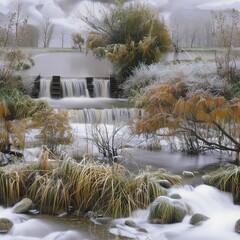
[{"left": 124, "top": 60, "right": 230, "bottom": 98}]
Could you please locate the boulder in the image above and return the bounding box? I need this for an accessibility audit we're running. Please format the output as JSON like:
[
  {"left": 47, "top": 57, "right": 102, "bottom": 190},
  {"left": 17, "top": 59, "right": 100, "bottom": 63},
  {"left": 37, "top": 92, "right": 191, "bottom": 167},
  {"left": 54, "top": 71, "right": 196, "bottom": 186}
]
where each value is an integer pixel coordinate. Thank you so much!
[
  {"left": 12, "top": 198, "right": 33, "bottom": 214},
  {"left": 235, "top": 219, "right": 240, "bottom": 233},
  {"left": 125, "top": 220, "right": 138, "bottom": 228},
  {"left": 159, "top": 179, "right": 171, "bottom": 189},
  {"left": 202, "top": 175, "right": 212, "bottom": 185},
  {"left": 190, "top": 213, "right": 209, "bottom": 225},
  {"left": 182, "top": 171, "right": 194, "bottom": 177},
  {"left": 0, "top": 218, "right": 13, "bottom": 233},
  {"left": 169, "top": 193, "right": 182, "bottom": 199},
  {"left": 149, "top": 196, "right": 188, "bottom": 224}
]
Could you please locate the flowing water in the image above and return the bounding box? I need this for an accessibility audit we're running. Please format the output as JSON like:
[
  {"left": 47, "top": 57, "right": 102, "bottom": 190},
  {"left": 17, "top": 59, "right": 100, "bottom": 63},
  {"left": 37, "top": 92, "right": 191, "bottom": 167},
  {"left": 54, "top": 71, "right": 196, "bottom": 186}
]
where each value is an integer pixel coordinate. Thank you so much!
[
  {"left": 2, "top": 185, "right": 240, "bottom": 240},
  {"left": 0, "top": 206, "right": 89, "bottom": 240},
  {"left": 109, "top": 185, "right": 240, "bottom": 240},
  {"left": 39, "top": 78, "right": 111, "bottom": 98}
]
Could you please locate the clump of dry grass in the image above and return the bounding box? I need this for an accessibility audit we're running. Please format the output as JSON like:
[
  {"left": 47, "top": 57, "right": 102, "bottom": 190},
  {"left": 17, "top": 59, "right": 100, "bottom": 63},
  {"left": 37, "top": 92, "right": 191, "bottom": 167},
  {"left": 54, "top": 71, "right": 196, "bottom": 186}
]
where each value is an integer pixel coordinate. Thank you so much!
[
  {"left": 205, "top": 165, "right": 240, "bottom": 201},
  {"left": 0, "top": 167, "right": 27, "bottom": 206},
  {"left": 0, "top": 150, "right": 182, "bottom": 217}
]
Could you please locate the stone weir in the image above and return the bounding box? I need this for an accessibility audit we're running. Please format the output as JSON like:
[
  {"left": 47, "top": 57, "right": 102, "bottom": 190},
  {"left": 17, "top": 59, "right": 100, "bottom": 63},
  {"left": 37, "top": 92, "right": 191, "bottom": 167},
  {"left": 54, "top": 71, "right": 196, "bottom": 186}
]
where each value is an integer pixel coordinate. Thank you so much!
[{"left": 31, "top": 75, "right": 121, "bottom": 99}]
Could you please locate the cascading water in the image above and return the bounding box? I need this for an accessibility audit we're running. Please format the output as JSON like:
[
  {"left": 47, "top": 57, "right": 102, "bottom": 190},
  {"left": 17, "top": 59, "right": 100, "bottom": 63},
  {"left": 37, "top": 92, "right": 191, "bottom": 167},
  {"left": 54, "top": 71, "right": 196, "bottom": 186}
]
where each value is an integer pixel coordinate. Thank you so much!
[
  {"left": 109, "top": 185, "right": 240, "bottom": 240},
  {"left": 68, "top": 108, "right": 140, "bottom": 124},
  {"left": 93, "top": 78, "right": 110, "bottom": 98},
  {"left": 38, "top": 78, "right": 111, "bottom": 98},
  {"left": 39, "top": 78, "right": 51, "bottom": 98},
  {"left": 37, "top": 77, "right": 138, "bottom": 124},
  {"left": 61, "top": 78, "right": 89, "bottom": 97}
]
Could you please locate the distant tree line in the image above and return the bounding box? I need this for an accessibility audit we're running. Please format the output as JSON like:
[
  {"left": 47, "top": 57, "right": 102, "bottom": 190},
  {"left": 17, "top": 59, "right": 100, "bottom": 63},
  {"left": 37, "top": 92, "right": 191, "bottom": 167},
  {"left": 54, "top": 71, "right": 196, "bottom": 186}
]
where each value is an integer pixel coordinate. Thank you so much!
[{"left": 0, "top": 1, "right": 55, "bottom": 48}]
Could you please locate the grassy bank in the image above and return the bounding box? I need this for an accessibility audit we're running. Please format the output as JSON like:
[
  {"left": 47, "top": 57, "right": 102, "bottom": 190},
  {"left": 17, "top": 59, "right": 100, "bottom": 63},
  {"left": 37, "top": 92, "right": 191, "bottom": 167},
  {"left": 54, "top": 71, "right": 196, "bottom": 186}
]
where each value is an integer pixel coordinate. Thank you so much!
[{"left": 0, "top": 148, "right": 181, "bottom": 218}]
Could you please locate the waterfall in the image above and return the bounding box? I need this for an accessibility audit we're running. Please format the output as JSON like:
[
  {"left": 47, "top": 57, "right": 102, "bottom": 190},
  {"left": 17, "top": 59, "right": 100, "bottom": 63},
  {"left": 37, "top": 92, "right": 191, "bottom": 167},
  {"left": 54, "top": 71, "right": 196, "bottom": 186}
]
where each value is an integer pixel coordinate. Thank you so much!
[
  {"left": 93, "top": 78, "right": 110, "bottom": 98},
  {"left": 68, "top": 108, "right": 141, "bottom": 124},
  {"left": 38, "top": 78, "right": 112, "bottom": 98},
  {"left": 61, "top": 78, "right": 89, "bottom": 97},
  {"left": 39, "top": 78, "right": 51, "bottom": 98}
]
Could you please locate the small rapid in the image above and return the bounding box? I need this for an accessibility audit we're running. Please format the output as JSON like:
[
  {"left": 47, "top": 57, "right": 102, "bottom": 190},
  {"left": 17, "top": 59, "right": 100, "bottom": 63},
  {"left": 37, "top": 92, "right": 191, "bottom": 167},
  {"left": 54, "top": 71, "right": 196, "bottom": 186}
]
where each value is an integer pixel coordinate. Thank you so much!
[
  {"left": 109, "top": 185, "right": 240, "bottom": 240},
  {"left": 0, "top": 206, "right": 88, "bottom": 240}
]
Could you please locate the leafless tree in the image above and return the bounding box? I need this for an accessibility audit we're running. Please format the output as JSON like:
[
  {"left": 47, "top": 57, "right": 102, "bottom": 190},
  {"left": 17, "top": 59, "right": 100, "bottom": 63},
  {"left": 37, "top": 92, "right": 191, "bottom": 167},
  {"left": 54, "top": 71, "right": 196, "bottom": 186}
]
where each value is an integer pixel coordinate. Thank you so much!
[
  {"left": 190, "top": 28, "right": 199, "bottom": 48},
  {"left": 13, "top": 0, "right": 27, "bottom": 47},
  {"left": 60, "top": 31, "right": 65, "bottom": 48},
  {"left": 1, "top": 13, "right": 15, "bottom": 48},
  {"left": 211, "top": 9, "right": 240, "bottom": 85},
  {"left": 39, "top": 18, "right": 55, "bottom": 48},
  {"left": 171, "top": 20, "right": 183, "bottom": 53},
  {"left": 20, "top": 24, "right": 39, "bottom": 47},
  {"left": 0, "top": 0, "right": 28, "bottom": 48}
]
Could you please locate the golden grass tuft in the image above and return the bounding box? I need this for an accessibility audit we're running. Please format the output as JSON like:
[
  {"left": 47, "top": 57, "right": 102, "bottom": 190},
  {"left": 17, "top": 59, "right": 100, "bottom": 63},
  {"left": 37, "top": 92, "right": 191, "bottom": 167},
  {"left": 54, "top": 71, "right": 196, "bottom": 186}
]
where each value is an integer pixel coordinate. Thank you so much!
[
  {"left": 0, "top": 151, "right": 182, "bottom": 217},
  {"left": 206, "top": 165, "right": 240, "bottom": 200}
]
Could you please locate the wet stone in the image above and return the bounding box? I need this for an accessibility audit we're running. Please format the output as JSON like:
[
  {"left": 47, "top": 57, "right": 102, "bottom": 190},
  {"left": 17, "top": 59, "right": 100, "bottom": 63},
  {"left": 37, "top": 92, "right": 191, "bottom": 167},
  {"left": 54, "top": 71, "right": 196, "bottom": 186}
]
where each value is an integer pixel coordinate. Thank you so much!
[
  {"left": 190, "top": 213, "right": 209, "bottom": 225},
  {"left": 12, "top": 198, "right": 33, "bottom": 214},
  {"left": 0, "top": 218, "right": 13, "bottom": 233}
]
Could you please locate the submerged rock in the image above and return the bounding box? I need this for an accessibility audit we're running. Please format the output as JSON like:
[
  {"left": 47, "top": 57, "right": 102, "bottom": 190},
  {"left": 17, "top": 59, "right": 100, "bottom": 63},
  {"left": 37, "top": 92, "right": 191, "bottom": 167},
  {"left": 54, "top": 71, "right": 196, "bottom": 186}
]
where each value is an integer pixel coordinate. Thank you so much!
[
  {"left": 125, "top": 220, "right": 138, "bottom": 228},
  {"left": 149, "top": 196, "right": 188, "bottom": 224},
  {"left": 169, "top": 193, "right": 182, "bottom": 199},
  {"left": 95, "top": 217, "right": 113, "bottom": 224},
  {"left": 190, "top": 213, "right": 209, "bottom": 225},
  {"left": 0, "top": 218, "right": 13, "bottom": 233},
  {"left": 124, "top": 220, "right": 147, "bottom": 233},
  {"left": 12, "top": 198, "right": 33, "bottom": 214}
]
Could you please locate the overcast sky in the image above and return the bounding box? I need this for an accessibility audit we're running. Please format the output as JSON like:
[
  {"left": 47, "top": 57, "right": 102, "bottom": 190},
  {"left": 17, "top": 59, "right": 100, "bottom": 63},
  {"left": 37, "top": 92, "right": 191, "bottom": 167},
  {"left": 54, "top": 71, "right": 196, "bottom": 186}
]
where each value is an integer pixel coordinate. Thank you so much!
[{"left": 1, "top": 0, "right": 240, "bottom": 47}]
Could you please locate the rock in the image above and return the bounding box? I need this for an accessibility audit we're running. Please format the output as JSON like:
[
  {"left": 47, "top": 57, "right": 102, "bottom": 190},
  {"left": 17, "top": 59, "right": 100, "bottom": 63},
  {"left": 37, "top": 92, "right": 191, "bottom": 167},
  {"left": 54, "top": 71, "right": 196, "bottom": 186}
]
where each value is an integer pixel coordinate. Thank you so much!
[
  {"left": 169, "top": 193, "right": 182, "bottom": 199},
  {"left": 149, "top": 196, "right": 188, "bottom": 224},
  {"left": 202, "top": 175, "right": 211, "bottom": 185},
  {"left": 138, "top": 227, "right": 148, "bottom": 233},
  {"left": 182, "top": 171, "right": 195, "bottom": 177},
  {"left": 0, "top": 218, "right": 13, "bottom": 233},
  {"left": 12, "top": 198, "right": 33, "bottom": 214},
  {"left": 172, "top": 200, "right": 188, "bottom": 222},
  {"left": 125, "top": 220, "right": 138, "bottom": 228},
  {"left": 190, "top": 213, "right": 209, "bottom": 225},
  {"left": 57, "top": 206, "right": 75, "bottom": 218},
  {"left": 95, "top": 217, "right": 113, "bottom": 224},
  {"left": 235, "top": 219, "right": 240, "bottom": 233},
  {"left": 159, "top": 179, "right": 171, "bottom": 189}
]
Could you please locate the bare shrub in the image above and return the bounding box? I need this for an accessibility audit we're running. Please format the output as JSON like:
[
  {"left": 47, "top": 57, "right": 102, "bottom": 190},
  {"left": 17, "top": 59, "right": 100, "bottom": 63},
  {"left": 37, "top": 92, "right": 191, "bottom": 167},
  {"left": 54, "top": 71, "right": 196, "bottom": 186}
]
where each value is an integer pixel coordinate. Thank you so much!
[{"left": 87, "top": 123, "right": 133, "bottom": 160}]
